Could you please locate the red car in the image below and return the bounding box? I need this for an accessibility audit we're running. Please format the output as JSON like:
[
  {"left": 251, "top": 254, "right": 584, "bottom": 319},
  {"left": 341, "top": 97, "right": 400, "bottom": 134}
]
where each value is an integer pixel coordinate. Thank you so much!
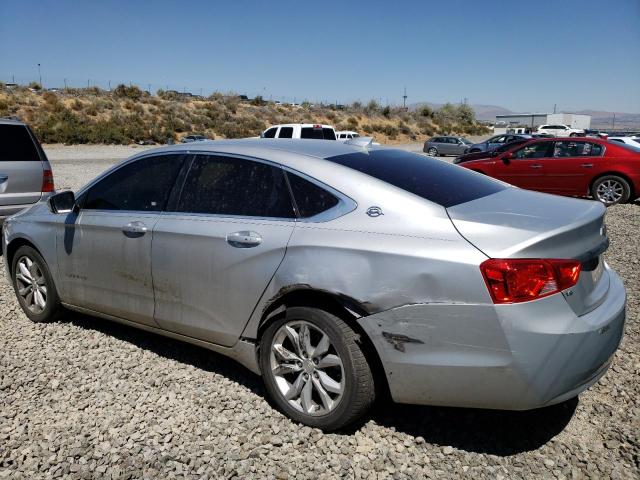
[{"left": 459, "top": 137, "right": 640, "bottom": 205}]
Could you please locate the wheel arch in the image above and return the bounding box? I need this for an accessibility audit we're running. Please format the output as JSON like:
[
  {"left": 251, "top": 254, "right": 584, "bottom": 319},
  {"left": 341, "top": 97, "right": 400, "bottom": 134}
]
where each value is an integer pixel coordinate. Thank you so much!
[
  {"left": 5, "top": 237, "right": 41, "bottom": 276},
  {"left": 589, "top": 171, "right": 635, "bottom": 199},
  {"left": 255, "top": 287, "right": 390, "bottom": 398}
]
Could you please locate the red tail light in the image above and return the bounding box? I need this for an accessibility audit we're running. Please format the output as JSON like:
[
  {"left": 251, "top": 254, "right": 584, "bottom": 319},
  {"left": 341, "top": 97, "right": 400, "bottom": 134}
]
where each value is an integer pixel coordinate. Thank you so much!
[
  {"left": 42, "top": 169, "right": 55, "bottom": 193},
  {"left": 480, "top": 258, "right": 581, "bottom": 304}
]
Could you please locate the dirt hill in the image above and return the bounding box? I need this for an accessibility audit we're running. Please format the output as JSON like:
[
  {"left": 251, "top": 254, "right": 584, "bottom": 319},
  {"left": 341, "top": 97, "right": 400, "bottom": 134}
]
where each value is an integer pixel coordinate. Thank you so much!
[{"left": 0, "top": 83, "right": 489, "bottom": 145}]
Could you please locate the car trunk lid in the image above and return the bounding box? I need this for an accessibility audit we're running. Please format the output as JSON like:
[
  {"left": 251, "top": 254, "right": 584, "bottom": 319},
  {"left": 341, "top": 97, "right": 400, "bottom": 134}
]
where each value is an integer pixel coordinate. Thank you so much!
[{"left": 447, "top": 188, "right": 609, "bottom": 316}]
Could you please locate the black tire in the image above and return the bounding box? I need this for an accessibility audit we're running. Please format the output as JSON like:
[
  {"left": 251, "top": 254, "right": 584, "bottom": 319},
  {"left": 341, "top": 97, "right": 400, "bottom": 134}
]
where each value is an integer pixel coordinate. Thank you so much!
[
  {"left": 591, "top": 175, "right": 631, "bottom": 206},
  {"left": 11, "top": 245, "right": 62, "bottom": 322},
  {"left": 259, "top": 307, "right": 375, "bottom": 431},
  {"left": 427, "top": 147, "right": 438, "bottom": 156}
]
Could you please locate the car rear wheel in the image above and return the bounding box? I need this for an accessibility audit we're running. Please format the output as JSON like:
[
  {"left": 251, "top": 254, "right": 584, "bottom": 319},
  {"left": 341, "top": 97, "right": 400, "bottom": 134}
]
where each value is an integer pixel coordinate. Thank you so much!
[
  {"left": 259, "top": 307, "right": 375, "bottom": 431},
  {"left": 11, "top": 245, "right": 62, "bottom": 322},
  {"left": 591, "top": 175, "right": 631, "bottom": 206},
  {"left": 427, "top": 147, "right": 438, "bottom": 156}
]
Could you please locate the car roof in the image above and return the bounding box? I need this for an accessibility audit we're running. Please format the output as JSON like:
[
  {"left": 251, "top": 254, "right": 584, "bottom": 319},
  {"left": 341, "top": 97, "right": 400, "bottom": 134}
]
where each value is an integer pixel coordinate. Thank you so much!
[
  {"left": 135, "top": 138, "right": 378, "bottom": 160},
  {"left": 0, "top": 118, "right": 27, "bottom": 126},
  {"left": 267, "top": 123, "right": 334, "bottom": 129}
]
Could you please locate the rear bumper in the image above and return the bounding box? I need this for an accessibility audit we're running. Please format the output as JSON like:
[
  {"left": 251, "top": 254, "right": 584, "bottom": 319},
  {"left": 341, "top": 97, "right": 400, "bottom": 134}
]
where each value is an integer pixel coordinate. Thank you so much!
[{"left": 358, "top": 266, "right": 626, "bottom": 410}]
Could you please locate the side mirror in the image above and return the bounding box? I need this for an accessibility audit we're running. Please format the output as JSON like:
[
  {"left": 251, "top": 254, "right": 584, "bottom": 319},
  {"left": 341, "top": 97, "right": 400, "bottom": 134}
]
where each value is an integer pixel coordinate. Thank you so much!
[
  {"left": 48, "top": 190, "right": 77, "bottom": 214},
  {"left": 502, "top": 152, "right": 514, "bottom": 164},
  {"left": 490, "top": 150, "right": 500, "bottom": 157}
]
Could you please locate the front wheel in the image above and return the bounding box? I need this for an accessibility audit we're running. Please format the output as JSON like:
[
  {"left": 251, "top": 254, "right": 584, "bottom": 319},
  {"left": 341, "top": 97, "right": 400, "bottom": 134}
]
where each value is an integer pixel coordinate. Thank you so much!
[
  {"left": 259, "top": 307, "right": 375, "bottom": 431},
  {"left": 11, "top": 245, "right": 62, "bottom": 322},
  {"left": 591, "top": 175, "right": 631, "bottom": 206},
  {"left": 427, "top": 147, "right": 438, "bottom": 156}
]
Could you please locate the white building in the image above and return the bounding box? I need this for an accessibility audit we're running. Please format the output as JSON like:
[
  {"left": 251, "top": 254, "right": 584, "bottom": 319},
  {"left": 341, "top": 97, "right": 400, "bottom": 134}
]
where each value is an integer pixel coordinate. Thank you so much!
[{"left": 494, "top": 113, "right": 591, "bottom": 134}]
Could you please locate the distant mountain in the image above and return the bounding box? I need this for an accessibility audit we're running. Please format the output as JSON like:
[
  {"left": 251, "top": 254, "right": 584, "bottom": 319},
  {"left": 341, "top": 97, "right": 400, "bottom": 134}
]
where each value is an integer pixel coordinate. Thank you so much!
[{"left": 409, "top": 102, "right": 640, "bottom": 129}]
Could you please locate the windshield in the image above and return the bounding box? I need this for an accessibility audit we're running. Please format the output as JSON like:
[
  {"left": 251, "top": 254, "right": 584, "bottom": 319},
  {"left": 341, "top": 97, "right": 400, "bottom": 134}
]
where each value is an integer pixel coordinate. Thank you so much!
[
  {"left": 326, "top": 149, "right": 506, "bottom": 208},
  {"left": 460, "top": 138, "right": 472, "bottom": 144}
]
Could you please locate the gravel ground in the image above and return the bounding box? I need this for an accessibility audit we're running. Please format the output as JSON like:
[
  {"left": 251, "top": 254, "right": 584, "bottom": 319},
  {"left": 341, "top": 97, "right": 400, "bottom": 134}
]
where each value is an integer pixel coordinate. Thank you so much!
[{"left": 0, "top": 151, "right": 638, "bottom": 479}]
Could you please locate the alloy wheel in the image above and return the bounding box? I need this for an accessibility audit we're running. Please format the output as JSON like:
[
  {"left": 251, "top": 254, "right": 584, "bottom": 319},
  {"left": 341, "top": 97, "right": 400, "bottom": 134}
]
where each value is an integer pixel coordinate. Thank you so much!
[
  {"left": 15, "top": 255, "right": 48, "bottom": 314},
  {"left": 428, "top": 147, "right": 438, "bottom": 156},
  {"left": 596, "top": 179, "right": 624, "bottom": 204},
  {"left": 269, "top": 320, "right": 344, "bottom": 416}
]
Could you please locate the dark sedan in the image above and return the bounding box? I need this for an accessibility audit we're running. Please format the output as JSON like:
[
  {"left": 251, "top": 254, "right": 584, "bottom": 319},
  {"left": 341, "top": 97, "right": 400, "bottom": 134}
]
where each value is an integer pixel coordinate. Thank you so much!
[
  {"left": 454, "top": 138, "right": 530, "bottom": 164},
  {"left": 464, "top": 134, "right": 532, "bottom": 154}
]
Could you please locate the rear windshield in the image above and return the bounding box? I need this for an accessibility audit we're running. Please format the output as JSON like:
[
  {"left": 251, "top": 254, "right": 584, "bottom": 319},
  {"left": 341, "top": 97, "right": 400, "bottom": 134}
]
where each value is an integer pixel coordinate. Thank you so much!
[
  {"left": 301, "top": 127, "right": 336, "bottom": 140},
  {"left": 327, "top": 149, "right": 506, "bottom": 208},
  {"left": 0, "top": 124, "right": 41, "bottom": 161}
]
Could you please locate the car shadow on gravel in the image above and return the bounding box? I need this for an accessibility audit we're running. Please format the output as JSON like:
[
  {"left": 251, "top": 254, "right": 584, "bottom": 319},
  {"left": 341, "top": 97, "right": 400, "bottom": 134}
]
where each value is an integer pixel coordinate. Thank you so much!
[
  {"left": 369, "top": 397, "right": 578, "bottom": 456},
  {"left": 64, "top": 311, "right": 265, "bottom": 396},
  {"left": 63, "top": 311, "right": 577, "bottom": 456}
]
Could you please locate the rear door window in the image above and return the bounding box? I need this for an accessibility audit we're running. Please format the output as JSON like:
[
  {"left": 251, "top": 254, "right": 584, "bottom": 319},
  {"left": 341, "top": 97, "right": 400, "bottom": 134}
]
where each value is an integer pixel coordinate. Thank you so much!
[
  {"left": 278, "top": 127, "right": 294, "bottom": 138},
  {"left": 175, "top": 155, "right": 295, "bottom": 218},
  {"left": 84, "top": 154, "right": 186, "bottom": 211},
  {"left": 0, "top": 124, "right": 40, "bottom": 161},
  {"left": 286, "top": 172, "right": 339, "bottom": 218},
  {"left": 327, "top": 149, "right": 506, "bottom": 208},
  {"left": 553, "top": 141, "right": 603, "bottom": 157},
  {"left": 301, "top": 127, "right": 323, "bottom": 139}
]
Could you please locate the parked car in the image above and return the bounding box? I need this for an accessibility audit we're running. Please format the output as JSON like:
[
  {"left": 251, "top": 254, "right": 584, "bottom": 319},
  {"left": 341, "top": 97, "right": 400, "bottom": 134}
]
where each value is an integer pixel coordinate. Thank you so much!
[
  {"left": 608, "top": 136, "right": 640, "bottom": 149},
  {"left": 3, "top": 139, "right": 625, "bottom": 430},
  {"left": 465, "top": 134, "right": 532, "bottom": 154},
  {"left": 459, "top": 137, "right": 640, "bottom": 205},
  {"left": 181, "top": 134, "right": 208, "bottom": 143},
  {"left": 0, "top": 119, "right": 55, "bottom": 226},
  {"left": 454, "top": 138, "right": 531, "bottom": 164},
  {"left": 423, "top": 136, "right": 472, "bottom": 156},
  {"left": 261, "top": 124, "right": 337, "bottom": 140},
  {"left": 336, "top": 131, "right": 360, "bottom": 142},
  {"left": 536, "top": 124, "right": 584, "bottom": 137}
]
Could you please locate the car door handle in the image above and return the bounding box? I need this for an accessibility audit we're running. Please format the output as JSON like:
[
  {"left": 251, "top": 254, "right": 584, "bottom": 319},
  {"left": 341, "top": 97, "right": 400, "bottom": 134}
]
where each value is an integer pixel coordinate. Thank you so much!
[
  {"left": 122, "top": 221, "right": 148, "bottom": 237},
  {"left": 226, "top": 231, "right": 262, "bottom": 248},
  {"left": 580, "top": 163, "right": 594, "bottom": 168},
  {"left": 530, "top": 165, "right": 542, "bottom": 169}
]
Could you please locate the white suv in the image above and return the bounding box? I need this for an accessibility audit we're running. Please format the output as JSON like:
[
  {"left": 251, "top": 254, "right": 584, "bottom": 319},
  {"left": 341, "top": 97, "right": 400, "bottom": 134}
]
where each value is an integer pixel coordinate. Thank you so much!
[
  {"left": 261, "top": 124, "right": 337, "bottom": 140},
  {"left": 336, "top": 130, "right": 360, "bottom": 142},
  {"left": 536, "top": 124, "right": 584, "bottom": 137}
]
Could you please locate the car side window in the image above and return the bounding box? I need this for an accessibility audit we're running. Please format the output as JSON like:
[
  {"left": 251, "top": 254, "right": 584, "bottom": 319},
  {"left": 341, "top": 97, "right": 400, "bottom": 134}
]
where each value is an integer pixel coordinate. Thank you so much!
[
  {"left": 174, "top": 155, "right": 295, "bottom": 218},
  {"left": 278, "top": 127, "right": 294, "bottom": 138},
  {"left": 0, "top": 124, "right": 40, "bottom": 161},
  {"left": 263, "top": 128, "right": 277, "bottom": 138},
  {"left": 286, "top": 172, "right": 339, "bottom": 218},
  {"left": 553, "top": 141, "right": 603, "bottom": 157},
  {"left": 84, "top": 154, "right": 186, "bottom": 211},
  {"left": 513, "top": 142, "right": 553, "bottom": 159}
]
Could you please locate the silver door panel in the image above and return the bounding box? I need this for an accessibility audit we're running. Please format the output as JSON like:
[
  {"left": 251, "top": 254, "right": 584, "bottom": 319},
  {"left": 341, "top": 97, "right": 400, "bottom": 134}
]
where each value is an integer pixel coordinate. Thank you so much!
[{"left": 152, "top": 213, "right": 295, "bottom": 347}]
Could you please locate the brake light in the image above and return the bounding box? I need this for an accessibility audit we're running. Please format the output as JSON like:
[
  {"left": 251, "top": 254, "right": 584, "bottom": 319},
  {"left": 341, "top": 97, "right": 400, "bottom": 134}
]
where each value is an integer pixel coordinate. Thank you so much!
[
  {"left": 313, "top": 124, "right": 322, "bottom": 129},
  {"left": 480, "top": 258, "right": 581, "bottom": 304},
  {"left": 42, "top": 169, "right": 55, "bottom": 193}
]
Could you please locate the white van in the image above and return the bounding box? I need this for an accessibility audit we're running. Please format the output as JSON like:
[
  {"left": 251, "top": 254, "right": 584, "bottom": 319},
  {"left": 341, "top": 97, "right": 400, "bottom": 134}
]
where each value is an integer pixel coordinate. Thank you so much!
[
  {"left": 336, "top": 130, "right": 360, "bottom": 142},
  {"left": 261, "top": 124, "right": 337, "bottom": 140}
]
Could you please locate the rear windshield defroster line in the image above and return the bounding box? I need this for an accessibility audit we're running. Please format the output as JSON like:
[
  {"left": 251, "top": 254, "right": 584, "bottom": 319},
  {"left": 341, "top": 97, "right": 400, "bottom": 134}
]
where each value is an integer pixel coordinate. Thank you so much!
[{"left": 326, "top": 149, "right": 506, "bottom": 208}]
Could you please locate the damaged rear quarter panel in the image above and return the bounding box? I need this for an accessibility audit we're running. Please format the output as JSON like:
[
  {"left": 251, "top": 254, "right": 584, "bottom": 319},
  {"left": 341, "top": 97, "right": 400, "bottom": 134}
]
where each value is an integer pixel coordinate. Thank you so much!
[{"left": 241, "top": 202, "right": 490, "bottom": 340}]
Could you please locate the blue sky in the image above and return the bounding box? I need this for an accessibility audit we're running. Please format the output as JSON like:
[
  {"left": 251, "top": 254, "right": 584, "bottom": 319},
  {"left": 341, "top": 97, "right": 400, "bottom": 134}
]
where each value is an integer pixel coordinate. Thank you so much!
[{"left": 1, "top": 0, "right": 638, "bottom": 113}]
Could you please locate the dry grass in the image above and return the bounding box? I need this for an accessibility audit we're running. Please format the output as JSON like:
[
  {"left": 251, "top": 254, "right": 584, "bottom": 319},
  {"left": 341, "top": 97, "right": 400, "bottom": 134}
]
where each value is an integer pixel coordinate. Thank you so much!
[{"left": 0, "top": 84, "right": 489, "bottom": 145}]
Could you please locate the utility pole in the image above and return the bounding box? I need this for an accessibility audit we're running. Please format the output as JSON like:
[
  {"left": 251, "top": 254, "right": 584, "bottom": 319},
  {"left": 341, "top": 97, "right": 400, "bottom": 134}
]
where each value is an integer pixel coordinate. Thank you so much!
[
  {"left": 37, "top": 63, "right": 42, "bottom": 87},
  {"left": 612, "top": 113, "right": 616, "bottom": 130},
  {"left": 64, "top": 78, "right": 67, "bottom": 90},
  {"left": 553, "top": 103, "right": 557, "bottom": 114},
  {"left": 402, "top": 86, "right": 407, "bottom": 109},
  {"left": 108, "top": 80, "right": 111, "bottom": 91}
]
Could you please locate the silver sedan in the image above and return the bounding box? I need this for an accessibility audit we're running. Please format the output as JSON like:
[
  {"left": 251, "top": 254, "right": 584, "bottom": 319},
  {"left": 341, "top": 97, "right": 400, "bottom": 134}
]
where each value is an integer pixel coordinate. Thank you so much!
[{"left": 3, "top": 139, "right": 626, "bottom": 431}]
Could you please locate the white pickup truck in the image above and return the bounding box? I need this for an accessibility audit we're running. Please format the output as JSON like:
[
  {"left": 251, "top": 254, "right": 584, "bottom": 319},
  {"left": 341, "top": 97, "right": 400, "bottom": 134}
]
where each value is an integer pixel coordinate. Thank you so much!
[
  {"left": 536, "top": 124, "right": 584, "bottom": 137},
  {"left": 261, "top": 123, "right": 337, "bottom": 140}
]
